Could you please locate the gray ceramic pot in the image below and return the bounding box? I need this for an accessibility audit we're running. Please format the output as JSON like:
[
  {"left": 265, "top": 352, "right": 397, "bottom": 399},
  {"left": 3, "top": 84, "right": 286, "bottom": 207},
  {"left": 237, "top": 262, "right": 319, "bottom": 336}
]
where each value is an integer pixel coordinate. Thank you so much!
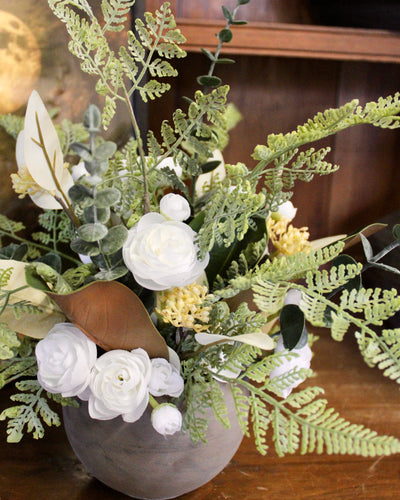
[{"left": 63, "top": 384, "right": 245, "bottom": 499}]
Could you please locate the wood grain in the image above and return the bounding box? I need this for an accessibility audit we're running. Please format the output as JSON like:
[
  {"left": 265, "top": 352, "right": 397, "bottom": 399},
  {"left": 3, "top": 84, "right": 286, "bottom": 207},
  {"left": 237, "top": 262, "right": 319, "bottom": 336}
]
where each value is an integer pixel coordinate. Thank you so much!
[{"left": 1, "top": 332, "right": 400, "bottom": 499}]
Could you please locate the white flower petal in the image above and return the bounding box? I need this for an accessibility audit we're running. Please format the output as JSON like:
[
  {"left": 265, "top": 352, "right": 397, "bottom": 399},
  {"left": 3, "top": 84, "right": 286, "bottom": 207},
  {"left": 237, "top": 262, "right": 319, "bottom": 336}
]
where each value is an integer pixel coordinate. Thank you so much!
[{"left": 23, "top": 90, "right": 64, "bottom": 191}]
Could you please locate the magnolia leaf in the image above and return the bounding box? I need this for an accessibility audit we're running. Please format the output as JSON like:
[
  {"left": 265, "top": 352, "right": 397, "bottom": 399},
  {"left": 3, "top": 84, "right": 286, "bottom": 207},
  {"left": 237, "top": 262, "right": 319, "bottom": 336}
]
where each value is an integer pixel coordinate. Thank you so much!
[
  {"left": 310, "top": 234, "right": 347, "bottom": 250},
  {"left": 195, "top": 331, "right": 274, "bottom": 351},
  {"left": 47, "top": 281, "right": 169, "bottom": 359},
  {"left": 23, "top": 90, "right": 64, "bottom": 191},
  {"left": 342, "top": 223, "right": 387, "bottom": 250},
  {"left": 0, "top": 260, "right": 65, "bottom": 338}
]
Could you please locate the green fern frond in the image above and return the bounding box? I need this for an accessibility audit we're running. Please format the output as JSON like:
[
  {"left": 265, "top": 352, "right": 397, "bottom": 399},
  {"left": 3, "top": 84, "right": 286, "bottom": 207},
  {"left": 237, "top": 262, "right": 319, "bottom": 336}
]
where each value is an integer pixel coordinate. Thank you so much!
[
  {"left": 0, "top": 114, "right": 24, "bottom": 139},
  {"left": 209, "top": 378, "right": 230, "bottom": 428},
  {"left": 304, "top": 262, "right": 362, "bottom": 293},
  {"left": 0, "top": 380, "right": 60, "bottom": 442},
  {"left": 230, "top": 383, "right": 250, "bottom": 436},
  {"left": 0, "top": 215, "right": 25, "bottom": 236},
  {"left": 248, "top": 392, "right": 271, "bottom": 455},
  {"left": 101, "top": 0, "right": 134, "bottom": 32},
  {"left": 0, "top": 267, "right": 13, "bottom": 289},
  {"left": 0, "top": 323, "right": 20, "bottom": 360}
]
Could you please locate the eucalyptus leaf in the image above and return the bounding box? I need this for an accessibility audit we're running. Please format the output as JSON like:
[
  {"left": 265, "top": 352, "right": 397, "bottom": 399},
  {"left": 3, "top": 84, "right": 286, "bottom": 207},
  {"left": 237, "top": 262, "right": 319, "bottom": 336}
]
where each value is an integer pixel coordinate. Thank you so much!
[
  {"left": 280, "top": 304, "right": 306, "bottom": 350},
  {"left": 68, "top": 184, "right": 93, "bottom": 204},
  {"left": 221, "top": 5, "right": 233, "bottom": 22},
  {"left": 70, "top": 142, "right": 92, "bottom": 162},
  {"left": 196, "top": 75, "right": 222, "bottom": 87},
  {"left": 100, "top": 225, "right": 128, "bottom": 254},
  {"left": 201, "top": 48, "right": 215, "bottom": 62},
  {"left": 231, "top": 20, "right": 247, "bottom": 25},
  {"left": 77, "top": 223, "right": 108, "bottom": 242},
  {"left": 95, "top": 266, "right": 129, "bottom": 281},
  {"left": 216, "top": 57, "right": 236, "bottom": 64},
  {"left": 83, "top": 104, "right": 102, "bottom": 132},
  {"left": 218, "top": 28, "right": 233, "bottom": 43},
  {"left": 94, "top": 188, "right": 121, "bottom": 208},
  {"left": 83, "top": 205, "right": 111, "bottom": 224},
  {"left": 94, "top": 141, "right": 117, "bottom": 161},
  {"left": 70, "top": 238, "right": 101, "bottom": 257}
]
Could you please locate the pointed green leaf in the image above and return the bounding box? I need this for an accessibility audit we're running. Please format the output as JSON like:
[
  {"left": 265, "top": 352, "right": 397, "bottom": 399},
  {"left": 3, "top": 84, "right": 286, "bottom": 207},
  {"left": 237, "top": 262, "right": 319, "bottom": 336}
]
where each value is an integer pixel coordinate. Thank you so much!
[{"left": 280, "top": 304, "right": 306, "bottom": 350}]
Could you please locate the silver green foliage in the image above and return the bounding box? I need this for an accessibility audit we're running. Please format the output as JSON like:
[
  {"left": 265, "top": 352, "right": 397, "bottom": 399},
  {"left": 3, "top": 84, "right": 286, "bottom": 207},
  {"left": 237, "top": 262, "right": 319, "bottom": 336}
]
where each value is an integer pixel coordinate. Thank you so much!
[{"left": 48, "top": 0, "right": 186, "bottom": 127}]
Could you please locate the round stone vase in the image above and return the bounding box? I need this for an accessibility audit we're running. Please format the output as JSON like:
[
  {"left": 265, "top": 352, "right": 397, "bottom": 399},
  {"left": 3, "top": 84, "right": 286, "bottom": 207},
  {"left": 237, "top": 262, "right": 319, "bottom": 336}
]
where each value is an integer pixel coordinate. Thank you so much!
[{"left": 62, "top": 384, "right": 245, "bottom": 499}]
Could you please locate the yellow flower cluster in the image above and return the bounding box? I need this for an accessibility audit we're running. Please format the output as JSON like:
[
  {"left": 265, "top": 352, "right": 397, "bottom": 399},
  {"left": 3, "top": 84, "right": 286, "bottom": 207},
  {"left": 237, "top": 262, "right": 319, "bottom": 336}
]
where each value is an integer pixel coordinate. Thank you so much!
[
  {"left": 10, "top": 166, "right": 41, "bottom": 199},
  {"left": 267, "top": 216, "right": 311, "bottom": 256},
  {"left": 156, "top": 283, "right": 211, "bottom": 332}
]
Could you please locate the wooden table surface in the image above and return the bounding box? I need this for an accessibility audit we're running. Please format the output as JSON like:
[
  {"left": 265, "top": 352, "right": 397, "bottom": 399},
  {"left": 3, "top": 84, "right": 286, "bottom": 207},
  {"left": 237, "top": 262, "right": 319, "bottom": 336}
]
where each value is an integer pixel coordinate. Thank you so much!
[{"left": 1, "top": 331, "right": 400, "bottom": 500}]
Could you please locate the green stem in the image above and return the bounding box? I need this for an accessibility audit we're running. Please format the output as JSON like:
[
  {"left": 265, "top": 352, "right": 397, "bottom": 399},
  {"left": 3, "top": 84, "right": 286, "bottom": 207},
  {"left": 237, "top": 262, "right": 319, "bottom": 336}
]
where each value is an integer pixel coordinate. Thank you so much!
[{"left": 149, "top": 394, "right": 159, "bottom": 409}]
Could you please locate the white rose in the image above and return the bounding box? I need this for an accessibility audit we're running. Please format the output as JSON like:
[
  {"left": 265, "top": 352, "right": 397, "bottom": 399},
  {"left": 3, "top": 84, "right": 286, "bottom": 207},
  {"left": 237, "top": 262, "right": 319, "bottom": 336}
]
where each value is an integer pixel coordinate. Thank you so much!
[
  {"left": 123, "top": 212, "right": 209, "bottom": 291},
  {"left": 148, "top": 358, "right": 184, "bottom": 398},
  {"left": 35, "top": 322, "right": 97, "bottom": 398},
  {"left": 160, "top": 193, "right": 191, "bottom": 222},
  {"left": 88, "top": 348, "right": 152, "bottom": 422},
  {"left": 151, "top": 403, "right": 182, "bottom": 436},
  {"left": 269, "top": 336, "right": 312, "bottom": 398}
]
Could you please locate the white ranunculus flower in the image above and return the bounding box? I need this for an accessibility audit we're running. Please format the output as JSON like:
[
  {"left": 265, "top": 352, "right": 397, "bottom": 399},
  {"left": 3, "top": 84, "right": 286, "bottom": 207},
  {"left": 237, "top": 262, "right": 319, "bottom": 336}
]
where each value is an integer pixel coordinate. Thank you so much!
[
  {"left": 276, "top": 201, "right": 297, "bottom": 221},
  {"left": 88, "top": 348, "right": 152, "bottom": 422},
  {"left": 269, "top": 336, "right": 312, "bottom": 398},
  {"left": 160, "top": 193, "right": 191, "bottom": 222},
  {"left": 151, "top": 403, "right": 182, "bottom": 436},
  {"left": 35, "top": 322, "right": 97, "bottom": 398},
  {"left": 148, "top": 358, "right": 184, "bottom": 398},
  {"left": 123, "top": 212, "right": 209, "bottom": 291}
]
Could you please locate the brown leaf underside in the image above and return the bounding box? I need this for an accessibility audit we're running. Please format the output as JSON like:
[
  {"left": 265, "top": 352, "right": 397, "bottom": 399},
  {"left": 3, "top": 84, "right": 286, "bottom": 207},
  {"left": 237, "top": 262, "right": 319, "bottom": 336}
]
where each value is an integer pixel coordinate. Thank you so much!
[{"left": 47, "top": 281, "right": 169, "bottom": 359}]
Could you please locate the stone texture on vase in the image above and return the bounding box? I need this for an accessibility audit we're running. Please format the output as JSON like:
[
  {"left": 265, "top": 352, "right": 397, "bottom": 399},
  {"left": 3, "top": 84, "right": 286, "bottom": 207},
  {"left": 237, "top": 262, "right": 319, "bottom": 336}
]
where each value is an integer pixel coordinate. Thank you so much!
[{"left": 63, "top": 383, "right": 245, "bottom": 499}]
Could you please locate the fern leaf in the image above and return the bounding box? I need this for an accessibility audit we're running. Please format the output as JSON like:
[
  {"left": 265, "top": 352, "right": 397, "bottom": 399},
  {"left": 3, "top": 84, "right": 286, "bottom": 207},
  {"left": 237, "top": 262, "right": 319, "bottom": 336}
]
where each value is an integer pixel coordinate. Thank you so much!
[
  {"left": 249, "top": 393, "right": 271, "bottom": 455},
  {"left": 101, "top": 0, "right": 134, "bottom": 33},
  {"left": 0, "top": 323, "right": 20, "bottom": 360}
]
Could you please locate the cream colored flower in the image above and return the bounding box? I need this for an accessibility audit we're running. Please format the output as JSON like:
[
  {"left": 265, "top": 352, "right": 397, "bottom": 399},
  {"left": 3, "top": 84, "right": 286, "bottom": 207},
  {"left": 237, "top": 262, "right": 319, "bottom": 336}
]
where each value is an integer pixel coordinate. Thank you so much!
[
  {"left": 123, "top": 213, "right": 209, "bottom": 291},
  {"left": 267, "top": 216, "right": 311, "bottom": 256},
  {"left": 156, "top": 283, "right": 211, "bottom": 332},
  {"left": 13, "top": 91, "right": 74, "bottom": 209}
]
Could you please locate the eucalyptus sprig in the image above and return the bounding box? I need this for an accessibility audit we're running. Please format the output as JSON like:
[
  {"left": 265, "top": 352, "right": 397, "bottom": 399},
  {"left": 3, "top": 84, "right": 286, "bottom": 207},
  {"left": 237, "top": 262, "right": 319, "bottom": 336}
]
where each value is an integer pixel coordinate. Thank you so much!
[{"left": 197, "top": 0, "right": 251, "bottom": 88}]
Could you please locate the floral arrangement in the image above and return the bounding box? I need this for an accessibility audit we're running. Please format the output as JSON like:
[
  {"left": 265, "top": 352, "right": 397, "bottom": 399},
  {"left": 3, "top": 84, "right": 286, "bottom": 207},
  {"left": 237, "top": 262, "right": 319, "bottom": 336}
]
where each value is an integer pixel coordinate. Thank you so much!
[{"left": 1, "top": 0, "right": 400, "bottom": 459}]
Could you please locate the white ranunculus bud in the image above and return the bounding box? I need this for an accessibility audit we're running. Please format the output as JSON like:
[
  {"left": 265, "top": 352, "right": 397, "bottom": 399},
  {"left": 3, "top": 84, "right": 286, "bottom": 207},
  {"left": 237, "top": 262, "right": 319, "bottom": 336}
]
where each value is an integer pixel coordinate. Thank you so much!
[
  {"left": 284, "top": 289, "right": 303, "bottom": 306},
  {"left": 123, "top": 212, "right": 209, "bottom": 291},
  {"left": 35, "top": 322, "right": 97, "bottom": 398},
  {"left": 276, "top": 201, "right": 297, "bottom": 221},
  {"left": 269, "top": 336, "right": 312, "bottom": 398},
  {"left": 88, "top": 348, "right": 152, "bottom": 422},
  {"left": 149, "top": 358, "right": 184, "bottom": 398},
  {"left": 195, "top": 149, "right": 225, "bottom": 198},
  {"left": 155, "top": 156, "right": 183, "bottom": 178},
  {"left": 160, "top": 193, "right": 191, "bottom": 222},
  {"left": 151, "top": 403, "right": 182, "bottom": 436}
]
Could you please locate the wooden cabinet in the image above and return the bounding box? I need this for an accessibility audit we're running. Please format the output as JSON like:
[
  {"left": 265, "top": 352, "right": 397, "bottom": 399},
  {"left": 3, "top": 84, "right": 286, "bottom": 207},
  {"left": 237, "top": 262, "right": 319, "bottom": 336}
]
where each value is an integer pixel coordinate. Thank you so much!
[{"left": 145, "top": 0, "right": 400, "bottom": 238}]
